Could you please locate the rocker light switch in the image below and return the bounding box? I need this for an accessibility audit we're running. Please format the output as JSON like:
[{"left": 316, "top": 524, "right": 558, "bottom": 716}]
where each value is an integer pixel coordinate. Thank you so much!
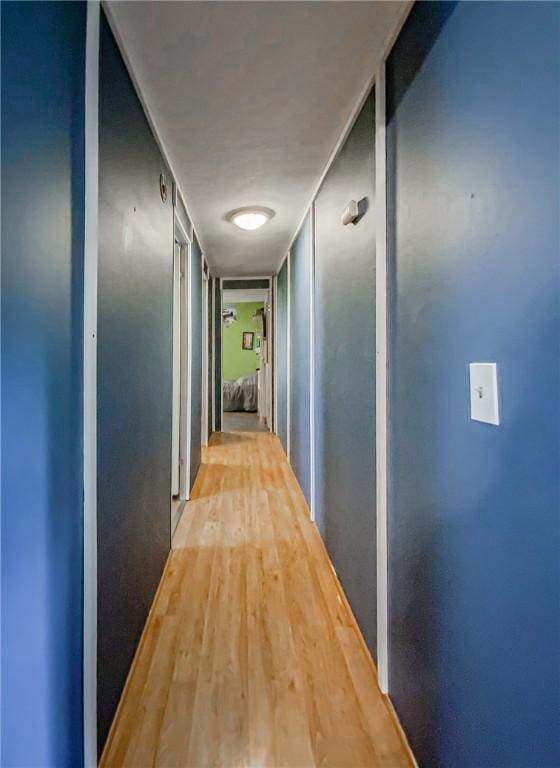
[{"left": 469, "top": 363, "right": 500, "bottom": 425}]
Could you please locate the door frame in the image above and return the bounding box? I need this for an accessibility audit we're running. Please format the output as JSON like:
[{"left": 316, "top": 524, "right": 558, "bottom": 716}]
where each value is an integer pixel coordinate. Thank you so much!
[
  {"left": 286, "top": 255, "right": 291, "bottom": 460},
  {"left": 201, "top": 260, "right": 209, "bottom": 446},
  {"left": 211, "top": 276, "right": 216, "bottom": 433},
  {"left": 171, "top": 239, "right": 182, "bottom": 498},
  {"left": 273, "top": 273, "right": 278, "bottom": 433},
  {"left": 375, "top": 61, "right": 389, "bottom": 695},
  {"left": 174, "top": 213, "right": 192, "bottom": 503},
  {"left": 219, "top": 276, "right": 273, "bottom": 431}
]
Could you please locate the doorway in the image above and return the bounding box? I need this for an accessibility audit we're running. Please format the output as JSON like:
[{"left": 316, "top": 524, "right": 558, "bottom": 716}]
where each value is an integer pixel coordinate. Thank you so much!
[
  {"left": 201, "top": 264, "right": 209, "bottom": 446},
  {"left": 171, "top": 223, "right": 191, "bottom": 534},
  {"left": 221, "top": 279, "right": 272, "bottom": 433}
]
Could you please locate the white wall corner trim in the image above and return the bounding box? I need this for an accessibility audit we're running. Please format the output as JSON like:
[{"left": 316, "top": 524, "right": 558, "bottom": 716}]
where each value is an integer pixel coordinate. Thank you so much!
[
  {"left": 309, "top": 204, "right": 316, "bottom": 522},
  {"left": 273, "top": 274, "right": 278, "bottom": 434},
  {"left": 375, "top": 61, "right": 389, "bottom": 695},
  {"left": 201, "top": 260, "right": 209, "bottom": 447},
  {"left": 286, "top": 252, "right": 291, "bottom": 461},
  {"left": 219, "top": 278, "right": 224, "bottom": 429},
  {"left": 211, "top": 276, "right": 216, "bottom": 433},
  {"left": 185, "top": 239, "right": 193, "bottom": 500},
  {"left": 83, "top": 2, "right": 100, "bottom": 764}
]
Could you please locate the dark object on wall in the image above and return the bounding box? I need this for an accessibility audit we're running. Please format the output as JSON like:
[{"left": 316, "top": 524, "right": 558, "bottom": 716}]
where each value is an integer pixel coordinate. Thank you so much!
[
  {"left": 97, "top": 11, "right": 173, "bottom": 753},
  {"left": 386, "top": 2, "right": 560, "bottom": 766},
  {"left": 242, "top": 331, "right": 254, "bottom": 350},
  {"left": 223, "top": 306, "right": 237, "bottom": 325},
  {"left": 314, "top": 90, "right": 377, "bottom": 657},
  {"left": 1, "top": 3, "right": 86, "bottom": 765},
  {"left": 159, "top": 173, "right": 167, "bottom": 202}
]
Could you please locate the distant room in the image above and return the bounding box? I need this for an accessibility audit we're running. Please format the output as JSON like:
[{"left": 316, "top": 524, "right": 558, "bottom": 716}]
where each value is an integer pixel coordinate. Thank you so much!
[{"left": 222, "top": 285, "right": 270, "bottom": 432}]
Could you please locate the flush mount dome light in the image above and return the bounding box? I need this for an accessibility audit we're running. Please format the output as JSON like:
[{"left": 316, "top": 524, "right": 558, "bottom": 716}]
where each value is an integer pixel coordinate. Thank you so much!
[{"left": 228, "top": 206, "right": 274, "bottom": 231}]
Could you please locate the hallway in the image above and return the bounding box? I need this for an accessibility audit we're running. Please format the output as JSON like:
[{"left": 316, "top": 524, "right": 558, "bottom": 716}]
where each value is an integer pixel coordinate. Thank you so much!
[
  {"left": 3, "top": 3, "right": 559, "bottom": 766},
  {"left": 100, "top": 432, "right": 412, "bottom": 768}
]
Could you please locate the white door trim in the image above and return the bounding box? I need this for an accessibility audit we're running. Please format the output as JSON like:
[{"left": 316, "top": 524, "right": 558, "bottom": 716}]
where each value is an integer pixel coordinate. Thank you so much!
[
  {"left": 211, "top": 276, "right": 216, "bottom": 433},
  {"left": 171, "top": 240, "right": 182, "bottom": 497},
  {"left": 266, "top": 278, "right": 273, "bottom": 430},
  {"left": 219, "top": 277, "right": 224, "bottom": 430},
  {"left": 309, "top": 204, "right": 316, "bottom": 522},
  {"left": 375, "top": 61, "right": 389, "bottom": 695},
  {"left": 201, "top": 262, "right": 209, "bottom": 447},
  {"left": 83, "top": 2, "right": 99, "bottom": 764},
  {"left": 286, "top": 251, "right": 291, "bottom": 461},
  {"left": 173, "top": 214, "right": 192, "bottom": 503},
  {"left": 273, "top": 274, "right": 278, "bottom": 433},
  {"left": 185, "top": 240, "right": 192, "bottom": 499}
]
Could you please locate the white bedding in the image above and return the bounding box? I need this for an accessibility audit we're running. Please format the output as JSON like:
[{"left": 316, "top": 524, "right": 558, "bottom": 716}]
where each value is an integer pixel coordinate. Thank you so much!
[{"left": 223, "top": 372, "right": 258, "bottom": 412}]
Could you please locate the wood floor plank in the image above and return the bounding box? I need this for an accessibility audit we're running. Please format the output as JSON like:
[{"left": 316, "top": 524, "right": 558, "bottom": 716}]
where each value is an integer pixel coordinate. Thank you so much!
[{"left": 100, "top": 432, "right": 413, "bottom": 768}]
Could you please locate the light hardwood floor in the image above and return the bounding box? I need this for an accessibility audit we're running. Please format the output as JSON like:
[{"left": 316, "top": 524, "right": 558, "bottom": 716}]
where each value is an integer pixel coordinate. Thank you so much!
[{"left": 100, "top": 431, "right": 414, "bottom": 768}]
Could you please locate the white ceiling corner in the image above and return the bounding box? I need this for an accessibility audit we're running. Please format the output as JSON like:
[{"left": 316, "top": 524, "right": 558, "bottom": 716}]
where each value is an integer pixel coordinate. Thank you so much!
[{"left": 106, "top": 1, "right": 408, "bottom": 276}]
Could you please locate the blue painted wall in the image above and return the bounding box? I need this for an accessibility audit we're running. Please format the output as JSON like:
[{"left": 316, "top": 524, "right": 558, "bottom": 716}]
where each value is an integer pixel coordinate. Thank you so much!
[
  {"left": 387, "top": 3, "right": 560, "bottom": 765},
  {"left": 190, "top": 236, "right": 203, "bottom": 486},
  {"left": 276, "top": 261, "right": 289, "bottom": 452},
  {"left": 97, "top": 11, "right": 173, "bottom": 752},
  {"left": 1, "top": 3, "right": 86, "bottom": 765},
  {"left": 289, "top": 215, "right": 312, "bottom": 502},
  {"left": 314, "top": 92, "right": 377, "bottom": 656}
]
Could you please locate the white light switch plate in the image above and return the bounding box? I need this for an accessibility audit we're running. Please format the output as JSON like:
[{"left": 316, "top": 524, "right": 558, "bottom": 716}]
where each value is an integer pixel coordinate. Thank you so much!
[{"left": 469, "top": 363, "right": 500, "bottom": 425}]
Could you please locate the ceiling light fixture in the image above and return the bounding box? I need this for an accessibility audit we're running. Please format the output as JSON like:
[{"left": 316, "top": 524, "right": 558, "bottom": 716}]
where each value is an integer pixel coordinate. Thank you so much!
[{"left": 228, "top": 206, "right": 274, "bottom": 231}]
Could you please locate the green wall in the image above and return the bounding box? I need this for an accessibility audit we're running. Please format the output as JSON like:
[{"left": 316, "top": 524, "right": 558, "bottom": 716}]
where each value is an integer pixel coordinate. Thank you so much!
[{"left": 223, "top": 302, "right": 263, "bottom": 380}]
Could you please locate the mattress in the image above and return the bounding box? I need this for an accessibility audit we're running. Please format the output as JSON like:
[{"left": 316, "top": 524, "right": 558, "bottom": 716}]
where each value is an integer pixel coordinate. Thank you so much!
[{"left": 223, "top": 372, "right": 258, "bottom": 412}]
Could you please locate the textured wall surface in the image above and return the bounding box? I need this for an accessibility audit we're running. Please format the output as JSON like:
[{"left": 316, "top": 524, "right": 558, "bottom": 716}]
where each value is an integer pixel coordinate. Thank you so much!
[
  {"left": 275, "top": 262, "right": 289, "bottom": 452},
  {"left": 289, "top": 214, "right": 312, "bottom": 503},
  {"left": 387, "top": 3, "right": 560, "bottom": 765},
  {"left": 314, "top": 92, "right": 377, "bottom": 656},
  {"left": 97, "top": 11, "right": 173, "bottom": 752},
  {"left": 1, "top": 3, "right": 86, "bottom": 765}
]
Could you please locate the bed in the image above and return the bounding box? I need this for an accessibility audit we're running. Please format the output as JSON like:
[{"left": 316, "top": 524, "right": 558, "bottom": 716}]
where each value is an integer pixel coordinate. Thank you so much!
[{"left": 223, "top": 372, "right": 258, "bottom": 412}]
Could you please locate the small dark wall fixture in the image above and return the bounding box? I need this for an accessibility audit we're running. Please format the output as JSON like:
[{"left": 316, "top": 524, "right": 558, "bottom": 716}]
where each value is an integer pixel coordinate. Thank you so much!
[
  {"left": 341, "top": 197, "right": 368, "bottom": 226},
  {"left": 159, "top": 173, "right": 167, "bottom": 202},
  {"left": 355, "top": 197, "right": 369, "bottom": 224}
]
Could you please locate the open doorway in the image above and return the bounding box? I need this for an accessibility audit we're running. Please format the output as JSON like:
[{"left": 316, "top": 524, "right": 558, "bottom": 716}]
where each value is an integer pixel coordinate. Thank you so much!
[
  {"left": 221, "top": 281, "right": 272, "bottom": 433},
  {"left": 171, "top": 221, "right": 191, "bottom": 534}
]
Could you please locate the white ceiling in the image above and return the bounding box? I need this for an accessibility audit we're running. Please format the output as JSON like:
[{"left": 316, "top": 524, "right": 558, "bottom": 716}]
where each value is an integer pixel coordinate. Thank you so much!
[{"left": 106, "top": 1, "right": 408, "bottom": 276}]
